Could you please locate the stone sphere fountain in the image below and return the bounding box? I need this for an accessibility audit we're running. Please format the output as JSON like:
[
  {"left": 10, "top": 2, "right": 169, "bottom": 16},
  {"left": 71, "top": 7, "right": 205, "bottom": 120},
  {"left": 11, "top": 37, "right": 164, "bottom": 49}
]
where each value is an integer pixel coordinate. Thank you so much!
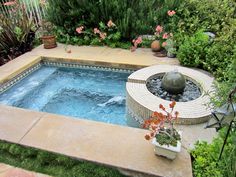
[
  {"left": 146, "top": 70, "right": 201, "bottom": 102},
  {"left": 161, "top": 70, "right": 186, "bottom": 94},
  {"left": 126, "top": 65, "right": 214, "bottom": 127}
]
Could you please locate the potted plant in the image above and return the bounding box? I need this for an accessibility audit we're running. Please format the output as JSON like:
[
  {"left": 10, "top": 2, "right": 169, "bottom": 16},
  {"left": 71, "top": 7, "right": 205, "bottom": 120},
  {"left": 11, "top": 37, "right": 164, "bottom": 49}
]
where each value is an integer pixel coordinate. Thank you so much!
[
  {"left": 143, "top": 101, "right": 181, "bottom": 160},
  {"left": 40, "top": 20, "right": 57, "bottom": 49},
  {"left": 151, "top": 25, "right": 164, "bottom": 52},
  {"left": 164, "top": 38, "right": 177, "bottom": 58}
]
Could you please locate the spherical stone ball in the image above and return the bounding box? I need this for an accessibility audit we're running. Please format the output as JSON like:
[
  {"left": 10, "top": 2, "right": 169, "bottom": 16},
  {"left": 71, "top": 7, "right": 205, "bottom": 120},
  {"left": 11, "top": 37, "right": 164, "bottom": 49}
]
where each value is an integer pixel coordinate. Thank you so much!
[{"left": 161, "top": 71, "right": 186, "bottom": 94}]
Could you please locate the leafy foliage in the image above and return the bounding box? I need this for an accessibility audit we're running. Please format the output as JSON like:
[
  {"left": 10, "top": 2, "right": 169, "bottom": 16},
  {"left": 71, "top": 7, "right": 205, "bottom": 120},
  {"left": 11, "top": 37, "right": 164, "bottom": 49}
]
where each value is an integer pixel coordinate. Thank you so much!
[
  {"left": 191, "top": 129, "right": 236, "bottom": 177},
  {"left": 171, "top": 0, "right": 236, "bottom": 80},
  {"left": 0, "top": 2, "right": 37, "bottom": 65},
  {"left": 156, "top": 128, "right": 180, "bottom": 147},
  {"left": 177, "top": 31, "right": 209, "bottom": 67},
  {"left": 0, "top": 140, "right": 125, "bottom": 177},
  {"left": 47, "top": 0, "right": 180, "bottom": 43},
  {"left": 210, "top": 54, "right": 236, "bottom": 107}
]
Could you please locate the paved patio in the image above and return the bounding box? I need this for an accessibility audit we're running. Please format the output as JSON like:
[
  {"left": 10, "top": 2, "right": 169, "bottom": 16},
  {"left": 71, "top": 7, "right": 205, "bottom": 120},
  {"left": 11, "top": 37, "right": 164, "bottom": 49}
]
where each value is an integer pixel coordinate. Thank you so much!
[
  {"left": 0, "top": 44, "right": 216, "bottom": 177},
  {"left": 0, "top": 163, "right": 50, "bottom": 177}
]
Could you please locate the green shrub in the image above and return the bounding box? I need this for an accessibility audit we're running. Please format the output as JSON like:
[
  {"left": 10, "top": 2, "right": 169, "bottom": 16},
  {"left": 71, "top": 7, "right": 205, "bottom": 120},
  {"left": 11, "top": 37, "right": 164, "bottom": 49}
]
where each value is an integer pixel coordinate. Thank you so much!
[
  {"left": 191, "top": 129, "right": 236, "bottom": 177},
  {"left": 210, "top": 52, "right": 236, "bottom": 106},
  {"left": 170, "top": 0, "right": 236, "bottom": 36},
  {"left": 172, "top": 0, "right": 236, "bottom": 80},
  {"left": 47, "top": 0, "right": 180, "bottom": 40},
  {"left": 177, "top": 31, "right": 209, "bottom": 67}
]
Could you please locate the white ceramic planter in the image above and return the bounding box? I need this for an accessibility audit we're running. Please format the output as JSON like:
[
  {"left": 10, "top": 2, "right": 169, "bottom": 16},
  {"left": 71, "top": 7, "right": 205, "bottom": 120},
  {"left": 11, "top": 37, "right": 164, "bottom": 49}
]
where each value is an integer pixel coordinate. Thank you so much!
[{"left": 152, "top": 131, "right": 182, "bottom": 160}]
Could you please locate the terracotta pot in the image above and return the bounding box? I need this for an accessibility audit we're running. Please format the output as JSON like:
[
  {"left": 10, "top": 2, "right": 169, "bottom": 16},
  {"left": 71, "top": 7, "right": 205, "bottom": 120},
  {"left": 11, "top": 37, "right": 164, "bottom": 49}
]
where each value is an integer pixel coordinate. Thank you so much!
[
  {"left": 41, "top": 35, "right": 57, "bottom": 49},
  {"left": 151, "top": 40, "right": 161, "bottom": 52}
]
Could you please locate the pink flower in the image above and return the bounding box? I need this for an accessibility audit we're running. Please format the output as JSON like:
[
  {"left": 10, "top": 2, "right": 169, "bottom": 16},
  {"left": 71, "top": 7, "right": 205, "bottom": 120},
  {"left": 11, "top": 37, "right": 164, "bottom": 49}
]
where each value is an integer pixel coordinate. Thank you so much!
[
  {"left": 167, "top": 10, "right": 176, "bottom": 16},
  {"left": 136, "top": 36, "right": 142, "bottom": 44},
  {"left": 94, "top": 28, "right": 100, "bottom": 34},
  {"left": 100, "top": 32, "right": 107, "bottom": 40},
  {"left": 107, "top": 20, "right": 116, "bottom": 28},
  {"left": 162, "top": 42, "right": 167, "bottom": 47},
  {"left": 132, "top": 36, "right": 142, "bottom": 48},
  {"left": 3, "top": 0, "right": 16, "bottom": 6},
  {"left": 76, "top": 26, "right": 84, "bottom": 34},
  {"left": 155, "top": 25, "right": 163, "bottom": 33},
  {"left": 162, "top": 33, "right": 169, "bottom": 39}
]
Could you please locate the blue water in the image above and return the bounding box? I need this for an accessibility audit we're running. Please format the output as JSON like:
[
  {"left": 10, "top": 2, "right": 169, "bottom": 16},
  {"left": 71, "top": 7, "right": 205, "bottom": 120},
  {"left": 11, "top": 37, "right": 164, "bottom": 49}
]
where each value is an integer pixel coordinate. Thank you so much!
[{"left": 0, "top": 66, "right": 131, "bottom": 126}]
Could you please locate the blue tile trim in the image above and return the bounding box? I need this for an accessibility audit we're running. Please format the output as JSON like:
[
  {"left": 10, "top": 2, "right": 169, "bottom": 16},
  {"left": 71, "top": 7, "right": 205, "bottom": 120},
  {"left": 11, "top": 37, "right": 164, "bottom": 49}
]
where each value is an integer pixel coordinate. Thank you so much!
[
  {"left": 42, "top": 60, "right": 134, "bottom": 74},
  {"left": 0, "top": 60, "right": 134, "bottom": 94}
]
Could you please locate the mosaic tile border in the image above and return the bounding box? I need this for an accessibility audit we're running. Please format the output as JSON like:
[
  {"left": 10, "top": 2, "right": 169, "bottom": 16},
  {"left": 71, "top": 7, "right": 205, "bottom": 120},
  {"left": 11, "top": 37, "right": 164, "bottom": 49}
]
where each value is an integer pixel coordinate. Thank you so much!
[
  {"left": 0, "top": 60, "right": 135, "bottom": 94},
  {"left": 42, "top": 60, "right": 135, "bottom": 74},
  {"left": 0, "top": 63, "right": 42, "bottom": 94}
]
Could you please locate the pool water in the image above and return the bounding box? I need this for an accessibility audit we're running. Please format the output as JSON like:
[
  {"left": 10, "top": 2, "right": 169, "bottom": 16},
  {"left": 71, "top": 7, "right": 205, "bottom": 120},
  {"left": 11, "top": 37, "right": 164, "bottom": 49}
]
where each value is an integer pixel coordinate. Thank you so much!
[{"left": 0, "top": 66, "right": 131, "bottom": 126}]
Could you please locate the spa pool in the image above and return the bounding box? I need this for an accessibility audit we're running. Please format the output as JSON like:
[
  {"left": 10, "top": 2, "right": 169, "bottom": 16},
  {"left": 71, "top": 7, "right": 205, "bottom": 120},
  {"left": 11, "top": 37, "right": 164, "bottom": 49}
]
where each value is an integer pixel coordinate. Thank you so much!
[{"left": 0, "top": 64, "right": 132, "bottom": 126}]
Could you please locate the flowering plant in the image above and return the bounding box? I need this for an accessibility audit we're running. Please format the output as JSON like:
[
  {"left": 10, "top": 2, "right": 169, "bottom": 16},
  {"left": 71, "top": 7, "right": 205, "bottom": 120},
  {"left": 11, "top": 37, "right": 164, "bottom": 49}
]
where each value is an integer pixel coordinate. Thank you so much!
[
  {"left": 154, "top": 10, "right": 176, "bottom": 48},
  {"left": 75, "top": 20, "right": 121, "bottom": 46},
  {"left": 143, "top": 101, "right": 181, "bottom": 147},
  {"left": 131, "top": 36, "right": 142, "bottom": 52}
]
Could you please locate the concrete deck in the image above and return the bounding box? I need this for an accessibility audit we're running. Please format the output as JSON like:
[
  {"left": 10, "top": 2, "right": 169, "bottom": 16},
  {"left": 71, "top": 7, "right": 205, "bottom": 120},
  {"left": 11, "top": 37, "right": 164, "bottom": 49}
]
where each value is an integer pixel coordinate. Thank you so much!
[
  {"left": 0, "top": 44, "right": 216, "bottom": 177},
  {"left": 0, "top": 163, "right": 50, "bottom": 177}
]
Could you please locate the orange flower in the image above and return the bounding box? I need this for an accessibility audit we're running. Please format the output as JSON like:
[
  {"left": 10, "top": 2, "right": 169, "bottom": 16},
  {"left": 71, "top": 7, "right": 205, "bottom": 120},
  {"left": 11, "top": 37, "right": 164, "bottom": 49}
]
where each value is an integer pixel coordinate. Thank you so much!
[
  {"left": 169, "top": 101, "right": 176, "bottom": 108},
  {"left": 143, "top": 101, "right": 180, "bottom": 142},
  {"left": 159, "top": 104, "right": 165, "bottom": 111},
  {"left": 152, "top": 111, "right": 159, "bottom": 117}
]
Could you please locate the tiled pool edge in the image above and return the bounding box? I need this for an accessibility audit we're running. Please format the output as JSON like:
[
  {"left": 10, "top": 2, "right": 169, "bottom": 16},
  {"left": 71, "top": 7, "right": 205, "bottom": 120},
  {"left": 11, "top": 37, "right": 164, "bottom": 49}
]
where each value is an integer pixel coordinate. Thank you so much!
[
  {"left": 0, "top": 58, "right": 135, "bottom": 94},
  {"left": 0, "top": 56, "right": 139, "bottom": 85}
]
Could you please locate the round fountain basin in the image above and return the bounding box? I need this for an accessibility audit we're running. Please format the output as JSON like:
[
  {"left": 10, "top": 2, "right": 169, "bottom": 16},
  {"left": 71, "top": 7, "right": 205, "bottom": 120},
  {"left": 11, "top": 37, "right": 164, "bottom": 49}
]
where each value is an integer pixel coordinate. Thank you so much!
[
  {"left": 147, "top": 74, "right": 201, "bottom": 102},
  {"left": 126, "top": 65, "right": 214, "bottom": 127}
]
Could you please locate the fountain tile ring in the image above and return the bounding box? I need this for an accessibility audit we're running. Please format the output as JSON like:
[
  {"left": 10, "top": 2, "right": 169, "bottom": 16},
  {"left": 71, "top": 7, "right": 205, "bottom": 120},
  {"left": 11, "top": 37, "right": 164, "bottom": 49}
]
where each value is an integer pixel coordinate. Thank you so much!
[{"left": 126, "top": 65, "right": 214, "bottom": 126}]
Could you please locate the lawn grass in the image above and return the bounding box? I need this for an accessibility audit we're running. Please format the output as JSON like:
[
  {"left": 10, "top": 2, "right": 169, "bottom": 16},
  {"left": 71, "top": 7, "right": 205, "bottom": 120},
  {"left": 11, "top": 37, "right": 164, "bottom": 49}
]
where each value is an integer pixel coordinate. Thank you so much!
[{"left": 0, "top": 140, "right": 126, "bottom": 177}]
